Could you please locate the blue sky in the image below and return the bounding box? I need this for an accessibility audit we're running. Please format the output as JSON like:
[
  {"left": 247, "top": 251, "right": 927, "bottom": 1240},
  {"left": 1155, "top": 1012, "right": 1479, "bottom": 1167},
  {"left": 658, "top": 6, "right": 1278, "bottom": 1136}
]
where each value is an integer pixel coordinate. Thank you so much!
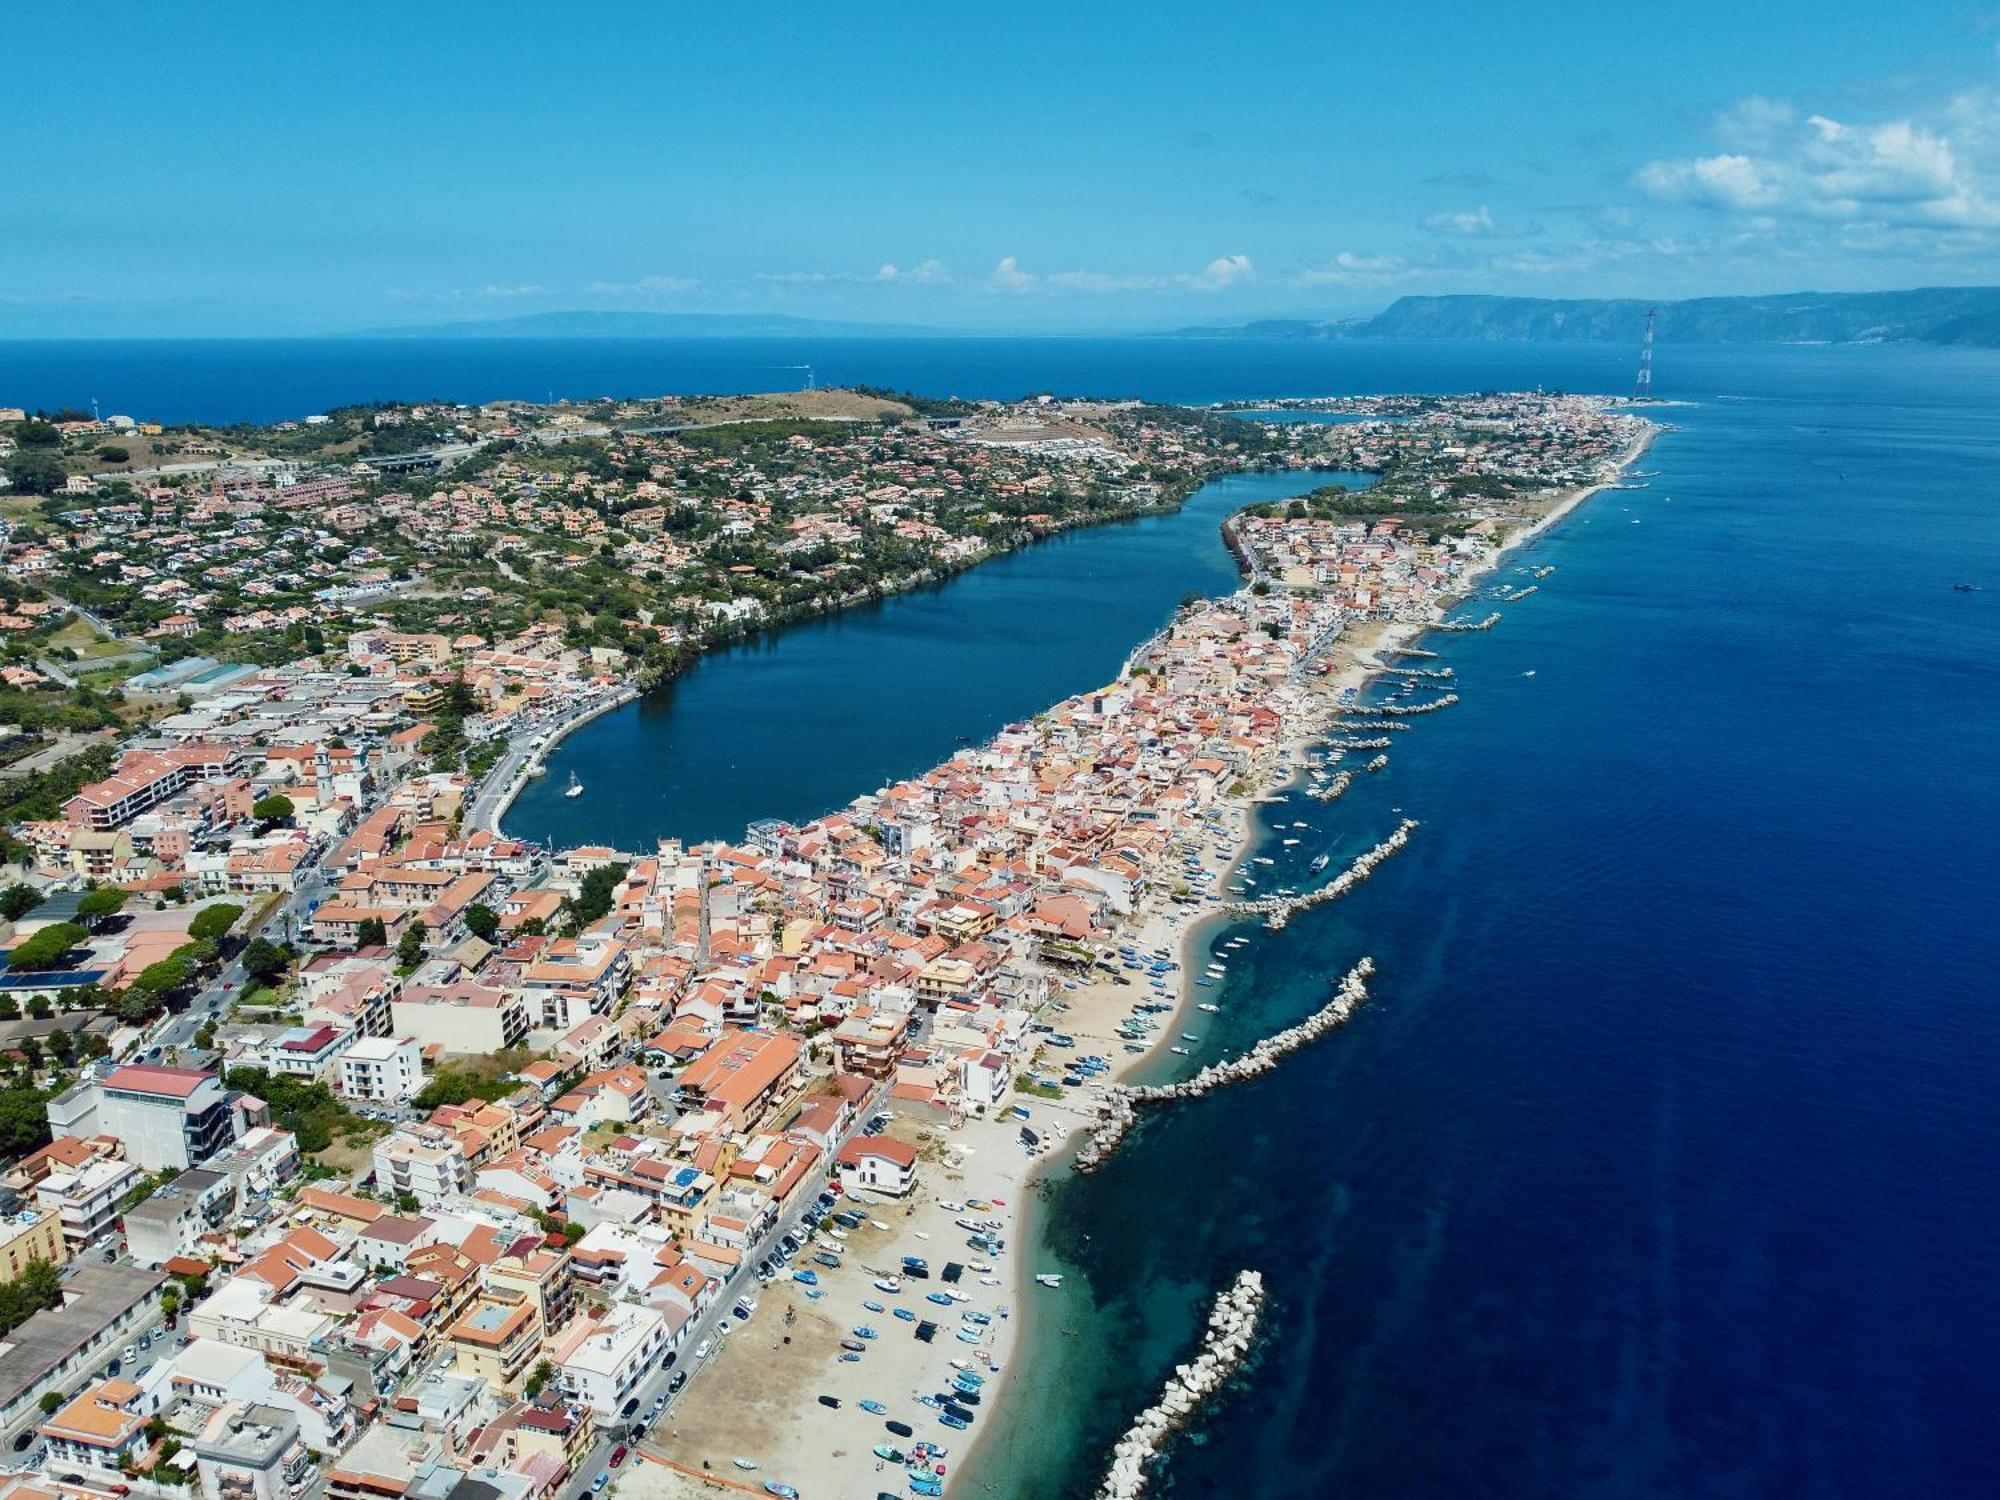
[{"left": 6, "top": 0, "right": 1999, "bottom": 335}]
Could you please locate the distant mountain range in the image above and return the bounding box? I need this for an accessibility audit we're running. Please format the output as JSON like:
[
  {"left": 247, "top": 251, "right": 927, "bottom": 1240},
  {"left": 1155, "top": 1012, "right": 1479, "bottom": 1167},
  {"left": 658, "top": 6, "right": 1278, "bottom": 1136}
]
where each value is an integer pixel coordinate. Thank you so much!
[
  {"left": 355, "top": 310, "right": 943, "bottom": 339},
  {"left": 1165, "top": 288, "right": 2000, "bottom": 346}
]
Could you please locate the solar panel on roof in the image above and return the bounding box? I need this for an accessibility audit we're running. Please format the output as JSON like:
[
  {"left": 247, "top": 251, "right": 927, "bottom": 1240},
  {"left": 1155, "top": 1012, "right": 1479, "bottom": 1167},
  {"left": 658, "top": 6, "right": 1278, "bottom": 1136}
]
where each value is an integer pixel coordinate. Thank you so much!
[{"left": 0, "top": 968, "right": 106, "bottom": 989}]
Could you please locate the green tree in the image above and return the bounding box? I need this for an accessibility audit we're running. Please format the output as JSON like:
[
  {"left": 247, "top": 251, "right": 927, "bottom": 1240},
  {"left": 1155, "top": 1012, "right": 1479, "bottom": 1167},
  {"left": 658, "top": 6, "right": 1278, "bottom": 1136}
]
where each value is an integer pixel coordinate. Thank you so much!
[
  {"left": 13, "top": 420, "right": 61, "bottom": 448},
  {"left": 25, "top": 994, "right": 51, "bottom": 1020},
  {"left": 462, "top": 903, "right": 499, "bottom": 941},
  {"left": 6, "top": 921, "right": 85, "bottom": 970},
  {"left": 0, "top": 884, "right": 44, "bottom": 921},
  {"left": 0, "top": 1083, "right": 52, "bottom": 1155},
  {"left": 0, "top": 1258, "right": 63, "bottom": 1336},
  {"left": 524, "top": 1359, "right": 554, "bottom": 1399},
  {"left": 3, "top": 451, "right": 66, "bottom": 495},
  {"left": 95, "top": 445, "right": 130, "bottom": 464},
  {"left": 394, "top": 1191, "right": 420, "bottom": 1213},
  {"left": 241, "top": 937, "right": 289, "bottom": 985},
  {"left": 75, "top": 886, "right": 128, "bottom": 928},
  {"left": 251, "top": 793, "right": 295, "bottom": 825},
  {"left": 356, "top": 917, "right": 387, "bottom": 948},
  {"left": 187, "top": 903, "right": 244, "bottom": 943},
  {"left": 38, "top": 1390, "right": 64, "bottom": 1415},
  {"left": 562, "top": 863, "right": 629, "bottom": 930},
  {"left": 395, "top": 919, "right": 428, "bottom": 970}
]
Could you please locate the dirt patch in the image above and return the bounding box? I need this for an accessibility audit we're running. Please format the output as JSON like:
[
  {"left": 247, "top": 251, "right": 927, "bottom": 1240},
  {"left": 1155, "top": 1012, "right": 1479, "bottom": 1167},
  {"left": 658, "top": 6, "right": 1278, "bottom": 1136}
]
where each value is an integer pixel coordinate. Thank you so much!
[{"left": 646, "top": 1288, "right": 846, "bottom": 1468}]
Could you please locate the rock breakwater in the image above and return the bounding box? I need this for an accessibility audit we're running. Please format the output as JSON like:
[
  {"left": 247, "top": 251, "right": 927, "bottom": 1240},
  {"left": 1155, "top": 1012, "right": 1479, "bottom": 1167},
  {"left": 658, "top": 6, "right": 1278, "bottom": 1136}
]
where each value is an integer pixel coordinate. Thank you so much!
[{"left": 1093, "top": 1270, "right": 1268, "bottom": 1500}]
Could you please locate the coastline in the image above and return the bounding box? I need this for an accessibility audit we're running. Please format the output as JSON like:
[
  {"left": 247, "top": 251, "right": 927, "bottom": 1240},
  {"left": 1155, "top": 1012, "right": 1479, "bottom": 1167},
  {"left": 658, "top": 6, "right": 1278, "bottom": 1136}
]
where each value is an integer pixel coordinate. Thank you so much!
[
  {"left": 606, "top": 416, "right": 1656, "bottom": 1500},
  {"left": 956, "top": 419, "right": 1659, "bottom": 1494},
  {"left": 472, "top": 683, "right": 639, "bottom": 835}
]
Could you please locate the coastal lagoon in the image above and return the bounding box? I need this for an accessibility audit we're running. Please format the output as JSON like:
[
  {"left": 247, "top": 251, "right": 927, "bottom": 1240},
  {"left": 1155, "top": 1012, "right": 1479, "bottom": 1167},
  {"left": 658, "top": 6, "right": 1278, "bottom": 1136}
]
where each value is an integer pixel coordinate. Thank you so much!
[{"left": 16, "top": 338, "right": 2000, "bottom": 1496}]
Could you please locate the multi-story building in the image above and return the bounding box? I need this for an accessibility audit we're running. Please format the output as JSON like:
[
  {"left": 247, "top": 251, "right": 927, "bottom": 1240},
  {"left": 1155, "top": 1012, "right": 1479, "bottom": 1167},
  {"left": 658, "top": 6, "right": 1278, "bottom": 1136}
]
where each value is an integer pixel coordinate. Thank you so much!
[
  {"left": 0, "top": 1204, "right": 67, "bottom": 1277},
  {"left": 36, "top": 1156, "right": 141, "bottom": 1252},
  {"left": 549, "top": 1304, "right": 669, "bottom": 1417},
  {"left": 371, "top": 1125, "right": 474, "bottom": 1206},
  {"left": 123, "top": 1168, "right": 234, "bottom": 1268},
  {"left": 47, "top": 1064, "right": 242, "bottom": 1171},
  {"left": 0, "top": 1264, "right": 164, "bottom": 1451},
  {"left": 191, "top": 1402, "right": 313, "bottom": 1500},
  {"left": 37, "top": 1378, "right": 154, "bottom": 1473},
  {"left": 265, "top": 1024, "right": 355, "bottom": 1081},
  {"left": 338, "top": 1036, "right": 424, "bottom": 1102},
  {"left": 486, "top": 1245, "right": 576, "bottom": 1341},
  {"left": 446, "top": 1292, "right": 544, "bottom": 1396},
  {"left": 390, "top": 982, "right": 530, "bottom": 1054}
]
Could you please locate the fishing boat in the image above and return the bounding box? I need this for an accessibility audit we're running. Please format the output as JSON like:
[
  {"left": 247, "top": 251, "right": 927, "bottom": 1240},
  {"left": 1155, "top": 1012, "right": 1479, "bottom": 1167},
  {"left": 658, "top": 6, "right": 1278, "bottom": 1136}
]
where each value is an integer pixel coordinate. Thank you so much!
[
  {"left": 1169, "top": 1045, "right": 1192, "bottom": 1056},
  {"left": 1035, "top": 1273, "right": 1063, "bottom": 1288},
  {"left": 564, "top": 771, "right": 584, "bottom": 799},
  {"left": 1308, "top": 852, "right": 1331, "bottom": 873},
  {"left": 730, "top": 1459, "right": 759, "bottom": 1471},
  {"left": 1197, "top": 1002, "right": 1221, "bottom": 1013}
]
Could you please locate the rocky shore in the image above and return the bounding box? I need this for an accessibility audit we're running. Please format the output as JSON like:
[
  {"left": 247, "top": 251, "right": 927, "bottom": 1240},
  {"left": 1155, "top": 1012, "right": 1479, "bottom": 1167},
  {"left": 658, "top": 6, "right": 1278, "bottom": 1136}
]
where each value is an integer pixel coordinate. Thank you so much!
[{"left": 1093, "top": 1270, "right": 1268, "bottom": 1500}]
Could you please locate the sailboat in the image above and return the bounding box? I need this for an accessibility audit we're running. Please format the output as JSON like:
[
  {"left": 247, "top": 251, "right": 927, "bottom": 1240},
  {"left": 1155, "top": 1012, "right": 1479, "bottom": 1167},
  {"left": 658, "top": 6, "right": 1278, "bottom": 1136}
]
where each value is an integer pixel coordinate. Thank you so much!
[{"left": 564, "top": 771, "right": 584, "bottom": 799}]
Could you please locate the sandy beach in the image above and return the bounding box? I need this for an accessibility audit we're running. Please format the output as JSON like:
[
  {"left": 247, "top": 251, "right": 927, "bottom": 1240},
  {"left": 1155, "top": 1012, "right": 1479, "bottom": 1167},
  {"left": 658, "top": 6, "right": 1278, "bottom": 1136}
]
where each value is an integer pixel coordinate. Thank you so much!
[{"left": 611, "top": 428, "right": 1656, "bottom": 1500}]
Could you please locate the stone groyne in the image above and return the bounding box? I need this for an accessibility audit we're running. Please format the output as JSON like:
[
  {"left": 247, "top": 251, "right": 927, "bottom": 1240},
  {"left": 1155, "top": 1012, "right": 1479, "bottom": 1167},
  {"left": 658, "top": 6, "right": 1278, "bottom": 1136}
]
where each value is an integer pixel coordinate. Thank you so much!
[
  {"left": 1226, "top": 820, "right": 1416, "bottom": 929},
  {"left": 1094, "top": 1269, "right": 1268, "bottom": 1500},
  {"left": 1307, "top": 771, "right": 1353, "bottom": 803},
  {"left": 1435, "top": 611, "right": 1501, "bottom": 633},
  {"left": 1075, "top": 957, "right": 1376, "bottom": 1171},
  {"left": 1364, "top": 753, "right": 1390, "bottom": 773},
  {"left": 1379, "top": 692, "right": 1459, "bottom": 717}
]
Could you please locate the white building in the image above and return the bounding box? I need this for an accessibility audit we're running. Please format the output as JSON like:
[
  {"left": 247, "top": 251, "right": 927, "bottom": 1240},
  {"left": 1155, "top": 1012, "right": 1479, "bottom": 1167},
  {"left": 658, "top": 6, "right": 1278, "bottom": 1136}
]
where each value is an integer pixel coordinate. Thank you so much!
[
  {"left": 835, "top": 1136, "right": 919, "bottom": 1198},
  {"left": 550, "top": 1304, "right": 668, "bottom": 1416},
  {"left": 36, "top": 1157, "right": 142, "bottom": 1252},
  {"left": 190, "top": 1400, "right": 313, "bottom": 1500},
  {"left": 371, "top": 1125, "right": 473, "bottom": 1206},
  {"left": 265, "top": 1024, "right": 354, "bottom": 1081},
  {"left": 46, "top": 1063, "right": 242, "bottom": 1171},
  {"left": 339, "top": 1036, "right": 424, "bottom": 1102}
]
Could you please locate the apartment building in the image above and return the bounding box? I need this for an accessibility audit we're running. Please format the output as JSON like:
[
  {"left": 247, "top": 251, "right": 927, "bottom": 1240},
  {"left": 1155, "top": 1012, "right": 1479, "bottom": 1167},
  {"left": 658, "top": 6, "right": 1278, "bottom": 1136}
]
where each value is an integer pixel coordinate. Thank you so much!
[
  {"left": 338, "top": 1036, "right": 425, "bottom": 1102},
  {"left": 390, "top": 982, "right": 529, "bottom": 1054},
  {"left": 371, "top": 1125, "right": 474, "bottom": 1206},
  {"left": 447, "top": 1293, "right": 544, "bottom": 1396},
  {"left": 550, "top": 1304, "right": 668, "bottom": 1417},
  {"left": 36, "top": 1156, "right": 142, "bottom": 1252},
  {"left": 0, "top": 1204, "right": 67, "bottom": 1276},
  {"left": 191, "top": 1402, "right": 313, "bottom": 1500},
  {"left": 47, "top": 1063, "right": 242, "bottom": 1171}
]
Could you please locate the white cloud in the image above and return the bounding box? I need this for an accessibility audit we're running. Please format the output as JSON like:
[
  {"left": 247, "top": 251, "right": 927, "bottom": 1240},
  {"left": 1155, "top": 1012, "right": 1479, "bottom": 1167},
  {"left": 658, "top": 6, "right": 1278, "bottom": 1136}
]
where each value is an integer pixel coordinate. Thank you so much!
[
  {"left": 875, "top": 259, "right": 952, "bottom": 285},
  {"left": 585, "top": 274, "right": 700, "bottom": 296},
  {"left": 984, "top": 254, "right": 1253, "bottom": 295},
  {"left": 1637, "top": 94, "right": 2000, "bottom": 228},
  {"left": 1289, "top": 251, "right": 1409, "bottom": 287},
  {"left": 1422, "top": 205, "right": 1497, "bottom": 237},
  {"left": 1199, "top": 253, "right": 1256, "bottom": 286},
  {"left": 987, "top": 255, "right": 1037, "bottom": 293}
]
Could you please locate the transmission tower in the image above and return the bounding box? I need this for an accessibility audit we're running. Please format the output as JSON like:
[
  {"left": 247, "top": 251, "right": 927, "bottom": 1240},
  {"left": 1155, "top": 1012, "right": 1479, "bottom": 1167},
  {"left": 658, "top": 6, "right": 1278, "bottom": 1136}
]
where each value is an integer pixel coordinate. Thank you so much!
[{"left": 1633, "top": 308, "right": 1656, "bottom": 401}]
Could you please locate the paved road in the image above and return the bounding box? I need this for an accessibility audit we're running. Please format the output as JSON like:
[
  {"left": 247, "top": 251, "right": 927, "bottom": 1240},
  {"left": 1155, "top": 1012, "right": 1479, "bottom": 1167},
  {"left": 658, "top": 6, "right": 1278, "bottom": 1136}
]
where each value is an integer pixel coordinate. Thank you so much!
[{"left": 553, "top": 1121, "right": 885, "bottom": 1500}]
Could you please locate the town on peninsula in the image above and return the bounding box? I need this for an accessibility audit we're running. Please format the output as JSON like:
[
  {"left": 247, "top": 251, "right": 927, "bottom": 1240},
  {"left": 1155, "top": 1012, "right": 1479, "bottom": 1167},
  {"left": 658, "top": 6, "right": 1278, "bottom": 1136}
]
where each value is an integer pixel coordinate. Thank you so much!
[{"left": 0, "top": 387, "right": 1650, "bottom": 1500}]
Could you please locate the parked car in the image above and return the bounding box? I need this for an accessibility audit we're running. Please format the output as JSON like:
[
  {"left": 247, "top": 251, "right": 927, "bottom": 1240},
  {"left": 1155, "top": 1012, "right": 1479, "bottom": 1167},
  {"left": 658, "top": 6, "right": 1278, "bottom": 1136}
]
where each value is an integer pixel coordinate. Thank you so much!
[{"left": 610, "top": 1446, "right": 628, "bottom": 1468}]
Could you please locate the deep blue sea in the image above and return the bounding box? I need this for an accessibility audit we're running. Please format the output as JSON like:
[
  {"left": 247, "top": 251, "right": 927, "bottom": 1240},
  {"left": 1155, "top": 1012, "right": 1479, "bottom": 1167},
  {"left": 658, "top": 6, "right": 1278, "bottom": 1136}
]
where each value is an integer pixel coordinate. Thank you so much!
[{"left": 11, "top": 337, "right": 1999, "bottom": 1498}]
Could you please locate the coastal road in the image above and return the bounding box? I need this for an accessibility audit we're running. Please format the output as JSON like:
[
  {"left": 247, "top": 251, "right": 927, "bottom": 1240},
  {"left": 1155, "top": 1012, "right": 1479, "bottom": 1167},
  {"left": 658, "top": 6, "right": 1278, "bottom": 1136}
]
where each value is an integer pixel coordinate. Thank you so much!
[
  {"left": 463, "top": 689, "right": 636, "bottom": 834},
  {"left": 557, "top": 1105, "right": 893, "bottom": 1500}
]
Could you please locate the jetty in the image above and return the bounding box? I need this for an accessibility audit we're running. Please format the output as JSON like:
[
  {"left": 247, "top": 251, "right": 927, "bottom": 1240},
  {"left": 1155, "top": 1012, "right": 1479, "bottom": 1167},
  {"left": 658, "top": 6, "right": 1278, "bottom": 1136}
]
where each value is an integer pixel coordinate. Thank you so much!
[
  {"left": 1307, "top": 771, "right": 1353, "bottom": 803},
  {"left": 1327, "top": 719, "right": 1410, "bottom": 733},
  {"left": 1094, "top": 1270, "right": 1268, "bottom": 1500},
  {"left": 1379, "top": 692, "right": 1459, "bottom": 717},
  {"left": 1224, "top": 821, "right": 1415, "bottom": 928},
  {"left": 1075, "top": 958, "right": 1376, "bottom": 1171},
  {"left": 1328, "top": 735, "right": 1393, "bottom": 750},
  {"left": 1435, "top": 612, "right": 1502, "bottom": 632}
]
